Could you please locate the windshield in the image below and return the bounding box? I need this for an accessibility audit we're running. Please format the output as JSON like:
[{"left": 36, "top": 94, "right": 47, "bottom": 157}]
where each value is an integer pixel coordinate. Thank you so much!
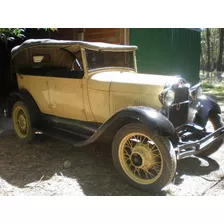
[{"left": 85, "top": 49, "right": 135, "bottom": 71}]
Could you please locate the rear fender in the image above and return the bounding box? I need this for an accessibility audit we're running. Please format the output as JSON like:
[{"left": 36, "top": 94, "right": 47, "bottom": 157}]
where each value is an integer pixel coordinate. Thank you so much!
[
  {"left": 4, "top": 92, "right": 22, "bottom": 118},
  {"left": 4, "top": 89, "right": 41, "bottom": 125}
]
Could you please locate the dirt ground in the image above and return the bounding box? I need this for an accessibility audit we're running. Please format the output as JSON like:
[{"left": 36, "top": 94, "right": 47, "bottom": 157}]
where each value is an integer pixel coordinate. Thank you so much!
[{"left": 1, "top": 106, "right": 224, "bottom": 196}]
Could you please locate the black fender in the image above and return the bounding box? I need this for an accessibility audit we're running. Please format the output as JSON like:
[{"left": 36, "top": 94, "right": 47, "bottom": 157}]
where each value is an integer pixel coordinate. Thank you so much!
[
  {"left": 73, "top": 106, "right": 176, "bottom": 147},
  {"left": 4, "top": 89, "right": 41, "bottom": 125},
  {"left": 4, "top": 91, "right": 21, "bottom": 118},
  {"left": 190, "top": 95, "right": 221, "bottom": 127}
]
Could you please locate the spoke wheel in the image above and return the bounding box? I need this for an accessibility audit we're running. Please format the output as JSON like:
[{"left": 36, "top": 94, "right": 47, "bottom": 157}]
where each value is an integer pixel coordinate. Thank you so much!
[
  {"left": 13, "top": 106, "right": 28, "bottom": 138},
  {"left": 112, "top": 123, "right": 177, "bottom": 192},
  {"left": 12, "top": 101, "right": 35, "bottom": 143},
  {"left": 119, "top": 133, "right": 163, "bottom": 185}
]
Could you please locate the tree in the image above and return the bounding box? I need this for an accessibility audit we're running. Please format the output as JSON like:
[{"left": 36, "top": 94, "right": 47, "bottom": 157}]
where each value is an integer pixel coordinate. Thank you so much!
[
  {"left": 216, "top": 28, "right": 224, "bottom": 71},
  {"left": 206, "top": 28, "right": 211, "bottom": 75},
  {"left": 200, "top": 28, "right": 222, "bottom": 78}
]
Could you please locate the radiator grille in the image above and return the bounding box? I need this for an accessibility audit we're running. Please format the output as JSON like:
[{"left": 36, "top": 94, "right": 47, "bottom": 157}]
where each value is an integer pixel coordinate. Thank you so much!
[{"left": 168, "top": 87, "right": 189, "bottom": 127}]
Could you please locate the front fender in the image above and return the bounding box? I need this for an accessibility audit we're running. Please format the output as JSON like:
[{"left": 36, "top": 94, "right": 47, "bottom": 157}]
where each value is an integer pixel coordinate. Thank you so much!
[
  {"left": 190, "top": 95, "right": 221, "bottom": 127},
  {"left": 74, "top": 106, "right": 176, "bottom": 147},
  {"left": 101, "top": 106, "right": 175, "bottom": 136}
]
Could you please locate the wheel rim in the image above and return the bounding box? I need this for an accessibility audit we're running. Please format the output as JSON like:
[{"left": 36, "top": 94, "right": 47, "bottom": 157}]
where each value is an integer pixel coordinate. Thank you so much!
[
  {"left": 13, "top": 106, "right": 28, "bottom": 138},
  {"left": 118, "top": 133, "right": 163, "bottom": 185}
]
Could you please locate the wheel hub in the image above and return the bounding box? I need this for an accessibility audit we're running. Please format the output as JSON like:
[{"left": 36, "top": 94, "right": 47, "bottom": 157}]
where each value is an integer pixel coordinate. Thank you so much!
[
  {"left": 132, "top": 145, "right": 155, "bottom": 169},
  {"left": 18, "top": 115, "right": 26, "bottom": 130},
  {"left": 131, "top": 153, "right": 143, "bottom": 167},
  {"left": 13, "top": 106, "right": 28, "bottom": 138}
]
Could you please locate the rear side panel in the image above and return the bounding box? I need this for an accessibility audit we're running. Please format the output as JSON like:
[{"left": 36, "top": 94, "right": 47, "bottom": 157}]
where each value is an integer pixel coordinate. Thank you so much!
[{"left": 16, "top": 74, "right": 52, "bottom": 114}]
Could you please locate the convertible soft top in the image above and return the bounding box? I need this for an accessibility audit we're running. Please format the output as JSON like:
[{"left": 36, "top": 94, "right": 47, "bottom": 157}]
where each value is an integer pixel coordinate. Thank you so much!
[{"left": 11, "top": 39, "right": 138, "bottom": 59}]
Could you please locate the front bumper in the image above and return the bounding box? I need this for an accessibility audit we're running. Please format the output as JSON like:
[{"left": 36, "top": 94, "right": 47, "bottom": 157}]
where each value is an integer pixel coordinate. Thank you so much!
[{"left": 177, "top": 126, "right": 224, "bottom": 160}]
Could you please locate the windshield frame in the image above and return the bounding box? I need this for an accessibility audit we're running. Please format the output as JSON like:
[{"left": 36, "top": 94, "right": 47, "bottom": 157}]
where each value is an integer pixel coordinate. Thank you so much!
[{"left": 82, "top": 48, "right": 137, "bottom": 74}]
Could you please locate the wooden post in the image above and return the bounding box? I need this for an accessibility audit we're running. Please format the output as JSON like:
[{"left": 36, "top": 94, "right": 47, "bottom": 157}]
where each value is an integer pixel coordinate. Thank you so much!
[{"left": 124, "top": 28, "right": 130, "bottom": 45}]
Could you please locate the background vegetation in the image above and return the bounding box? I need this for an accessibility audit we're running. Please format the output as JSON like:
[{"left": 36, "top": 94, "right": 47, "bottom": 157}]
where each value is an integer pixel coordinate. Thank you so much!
[
  {"left": 0, "top": 28, "right": 56, "bottom": 44},
  {"left": 200, "top": 28, "right": 224, "bottom": 82}
]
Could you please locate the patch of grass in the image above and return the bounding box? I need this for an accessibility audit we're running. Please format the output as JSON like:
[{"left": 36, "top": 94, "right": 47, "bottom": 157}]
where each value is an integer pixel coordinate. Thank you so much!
[
  {"left": 202, "top": 82, "right": 224, "bottom": 95},
  {"left": 201, "top": 82, "right": 224, "bottom": 105},
  {"left": 201, "top": 82, "right": 215, "bottom": 89}
]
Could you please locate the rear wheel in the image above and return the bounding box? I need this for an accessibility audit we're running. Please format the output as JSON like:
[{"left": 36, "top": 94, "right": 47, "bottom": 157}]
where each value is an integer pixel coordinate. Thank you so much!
[
  {"left": 112, "top": 123, "right": 177, "bottom": 192},
  {"left": 12, "top": 101, "right": 35, "bottom": 144},
  {"left": 196, "top": 113, "right": 223, "bottom": 157}
]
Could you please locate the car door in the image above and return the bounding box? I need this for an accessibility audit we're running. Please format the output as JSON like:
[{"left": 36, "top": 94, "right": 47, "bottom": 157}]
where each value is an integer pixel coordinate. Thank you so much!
[
  {"left": 48, "top": 72, "right": 87, "bottom": 121},
  {"left": 17, "top": 73, "right": 53, "bottom": 115}
]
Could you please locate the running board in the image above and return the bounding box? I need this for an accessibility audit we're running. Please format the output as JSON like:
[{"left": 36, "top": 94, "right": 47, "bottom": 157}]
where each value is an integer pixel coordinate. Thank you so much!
[{"left": 35, "top": 126, "right": 89, "bottom": 145}]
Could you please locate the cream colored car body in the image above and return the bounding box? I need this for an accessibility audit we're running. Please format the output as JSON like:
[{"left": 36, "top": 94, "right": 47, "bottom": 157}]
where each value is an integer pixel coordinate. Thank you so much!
[
  {"left": 15, "top": 40, "right": 179, "bottom": 124},
  {"left": 87, "top": 71, "right": 179, "bottom": 123},
  {"left": 17, "top": 70, "right": 179, "bottom": 123}
]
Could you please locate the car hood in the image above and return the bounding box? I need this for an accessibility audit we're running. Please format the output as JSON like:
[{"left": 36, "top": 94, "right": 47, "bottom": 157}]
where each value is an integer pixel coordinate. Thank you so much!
[{"left": 88, "top": 71, "right": 180, "bottom": 94}]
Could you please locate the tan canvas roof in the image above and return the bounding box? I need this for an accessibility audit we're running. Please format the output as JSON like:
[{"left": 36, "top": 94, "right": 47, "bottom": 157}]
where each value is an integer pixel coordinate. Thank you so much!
[{"left": 11, "top": 39, "right": 138, "bottom": 59}]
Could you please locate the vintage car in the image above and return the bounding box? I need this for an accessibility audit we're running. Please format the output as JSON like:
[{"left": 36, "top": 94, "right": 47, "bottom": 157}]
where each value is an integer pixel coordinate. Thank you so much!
[{"left": 4, "top": 39, "right": 224, "bottom": 192}]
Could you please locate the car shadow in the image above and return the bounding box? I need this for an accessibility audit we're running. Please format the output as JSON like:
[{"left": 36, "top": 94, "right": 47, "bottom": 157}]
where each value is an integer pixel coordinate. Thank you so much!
[
  {"left": 0, "top": 120, "right": 220, "bottom": 196},
  {"left": 0, "top": 128, "right": 163, "bottom": 196},
  {"left": 173, "top": 156, "right": 220, "bottom": 185}
]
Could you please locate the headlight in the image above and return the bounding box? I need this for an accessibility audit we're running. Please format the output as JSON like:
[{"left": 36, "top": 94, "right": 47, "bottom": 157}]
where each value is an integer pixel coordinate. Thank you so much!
[{"left": 164, "top": 89, "right": 175, "bottom": 106}]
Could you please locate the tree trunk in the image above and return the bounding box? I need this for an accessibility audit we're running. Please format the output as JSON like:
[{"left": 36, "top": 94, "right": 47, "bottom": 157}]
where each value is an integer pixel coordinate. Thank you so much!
[
  {"left": 216, "top": 28, "right": 224, "bottom": 71},
  {"left": 211, "top": 32, "right": 214, "bottom": 71},
  {"left": 200, "top": 53, "right": 205, "bottom": 74},
  {"left": 215, "top": 28, "right": 224, "bottom": 82},
  {"left": 206, "top": 28, "right": 211, "bottom": 78}
]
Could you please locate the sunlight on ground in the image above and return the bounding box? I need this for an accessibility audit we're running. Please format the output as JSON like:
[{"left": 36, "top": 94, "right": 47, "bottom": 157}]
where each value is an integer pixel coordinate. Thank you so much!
[{"left": 0, "top": 174, "right": 85, "bottom": 196}]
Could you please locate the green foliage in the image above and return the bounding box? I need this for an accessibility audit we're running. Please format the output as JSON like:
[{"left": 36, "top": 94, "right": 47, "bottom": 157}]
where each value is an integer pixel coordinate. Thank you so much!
[
  {"left": 201, "top": 82, "right": 215, "bottom": 89},
  {"left": 0, "top": 28, "right": 25, "bottom": 44},
  {"left": 202, "top": 81, "right": 224, "bottom": 95},
  {"left": 0, "top": 28, "right": 57, "bottom": 44}
]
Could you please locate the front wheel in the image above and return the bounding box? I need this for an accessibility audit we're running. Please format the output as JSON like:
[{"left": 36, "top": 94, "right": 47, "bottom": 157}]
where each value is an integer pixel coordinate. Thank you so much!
[
  {"left": 196, "top": 113, "right": 223, "bottom": 157},
  {"left": 112, "top": 123, "right": 177, "bottom": 192}
]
